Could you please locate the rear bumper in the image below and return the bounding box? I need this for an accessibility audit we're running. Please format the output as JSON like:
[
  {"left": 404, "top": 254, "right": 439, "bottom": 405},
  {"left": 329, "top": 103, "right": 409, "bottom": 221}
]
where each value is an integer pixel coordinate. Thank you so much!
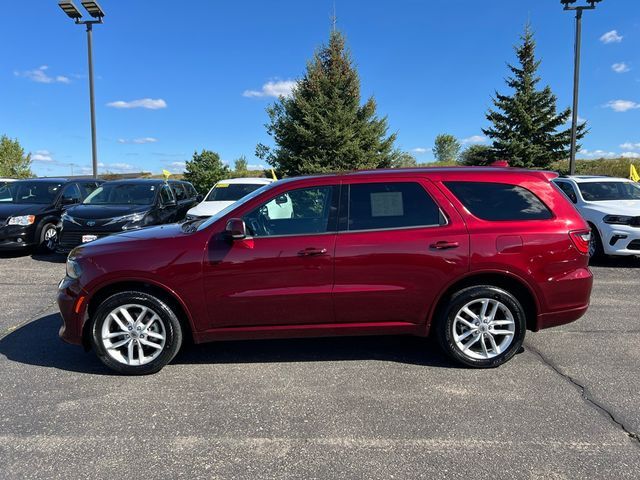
[{"left": 535, "top": 266, "right": 593, "bottom": 330}]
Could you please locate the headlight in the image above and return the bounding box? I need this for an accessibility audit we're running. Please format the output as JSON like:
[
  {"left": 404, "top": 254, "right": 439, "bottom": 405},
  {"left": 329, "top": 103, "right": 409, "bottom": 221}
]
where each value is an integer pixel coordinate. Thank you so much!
[
  {"left": 603, "top": 215, "right": 633, "bottom": 225},
  {"left": 66, "top": 256, "right": 83, "bottom": 279},
  {"left": 104, "top": 211, "right": 149, "bottom": 226},
  {"left": 8, "top": 215, "right": 35, "bottom": 226},
  {"left": 61, "top": 212, "right": 81, "bottom": 225}
]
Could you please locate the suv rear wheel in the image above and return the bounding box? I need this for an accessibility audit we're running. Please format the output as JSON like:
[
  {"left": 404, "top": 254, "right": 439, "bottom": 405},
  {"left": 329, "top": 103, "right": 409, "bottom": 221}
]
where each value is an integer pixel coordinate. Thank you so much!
[
  {"left": 437, "top": 286, "right": 526, "bottom": 368},
  {"left": 90, "top": 291, "right": 183, "bottom": 375}
]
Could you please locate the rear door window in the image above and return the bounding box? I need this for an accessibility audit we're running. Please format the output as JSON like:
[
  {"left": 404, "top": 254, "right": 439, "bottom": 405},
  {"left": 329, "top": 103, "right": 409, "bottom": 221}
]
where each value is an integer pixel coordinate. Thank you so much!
[
  {"left": 346, "top": 182, "right": 443, "bottom": 231},
  {"left": 172, "top": 183, "right": 187, "bottom": 201},
  {"left": 445, "top": 182, "right": 553, "bottom": 221}
]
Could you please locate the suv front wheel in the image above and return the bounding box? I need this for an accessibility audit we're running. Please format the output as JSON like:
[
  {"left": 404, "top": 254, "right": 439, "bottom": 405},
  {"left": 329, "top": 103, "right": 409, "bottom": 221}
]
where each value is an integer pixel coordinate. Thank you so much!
[
  {"left": 437, "top": 286, "right": 526, "bottom": 368},
  {"left": 91, "top": 291, "right": 183, "bottom": 375}
]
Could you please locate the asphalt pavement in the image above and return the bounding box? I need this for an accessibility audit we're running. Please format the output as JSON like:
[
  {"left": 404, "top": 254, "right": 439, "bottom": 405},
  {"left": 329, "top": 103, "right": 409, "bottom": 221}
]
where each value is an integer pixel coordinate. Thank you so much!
[{"left": 0, "top": 251, "right": 638, "bottom": 479}]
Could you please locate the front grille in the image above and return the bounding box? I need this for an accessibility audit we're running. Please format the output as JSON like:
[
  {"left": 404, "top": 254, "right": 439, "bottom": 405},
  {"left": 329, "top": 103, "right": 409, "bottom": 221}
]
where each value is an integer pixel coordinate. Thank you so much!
[
  {"left": 627, "top": 240, "right": 640, "bottom": 251},
  {"left": 58, "top": 231, "right": 109, "bottom": 249}
]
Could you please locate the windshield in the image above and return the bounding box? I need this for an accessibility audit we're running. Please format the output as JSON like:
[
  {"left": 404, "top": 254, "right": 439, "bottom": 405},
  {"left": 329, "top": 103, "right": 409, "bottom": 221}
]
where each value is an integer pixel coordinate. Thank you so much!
[
  {"left": 205, "top": 183, "right": 265, "bottom": 202},
  {"left": 3, "top": 181, "right": 63, "bottom": 204},
  {"left": 578, "top": 182, "right": 640, "bottom": 201},
  {"left": 196, "top": 183, "right": 274, "bottom": 231},
  {"left": 84, "top": 183, "right": 157, "bottom": 205}
]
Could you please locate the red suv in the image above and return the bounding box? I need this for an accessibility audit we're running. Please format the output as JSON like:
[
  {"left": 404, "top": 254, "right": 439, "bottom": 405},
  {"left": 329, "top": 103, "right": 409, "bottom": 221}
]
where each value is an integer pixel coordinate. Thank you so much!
[{"left": 58, "top": 167, "right": 593, "bottom": 374}]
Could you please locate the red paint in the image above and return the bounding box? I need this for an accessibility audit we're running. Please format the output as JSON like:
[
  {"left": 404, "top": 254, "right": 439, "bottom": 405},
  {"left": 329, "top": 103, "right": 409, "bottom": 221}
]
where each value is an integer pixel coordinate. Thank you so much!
[{"left": 57, "top": 167, "right": 593, "bottom": 348}]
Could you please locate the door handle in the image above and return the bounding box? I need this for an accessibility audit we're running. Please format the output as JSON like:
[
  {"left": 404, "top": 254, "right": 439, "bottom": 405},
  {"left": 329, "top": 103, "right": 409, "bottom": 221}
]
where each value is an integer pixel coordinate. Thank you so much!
[
  {"left": 297, "top": 247, "right": 328, "bottom": 256},
  {"left": 430, "top": 241, "right": 460, "bottom": 250}
]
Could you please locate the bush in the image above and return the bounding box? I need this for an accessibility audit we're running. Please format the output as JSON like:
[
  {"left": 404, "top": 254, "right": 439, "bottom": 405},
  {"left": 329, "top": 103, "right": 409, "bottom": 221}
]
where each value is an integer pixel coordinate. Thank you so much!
[{"left": 548, "top": 158, "right": 638, "bottom": 178}]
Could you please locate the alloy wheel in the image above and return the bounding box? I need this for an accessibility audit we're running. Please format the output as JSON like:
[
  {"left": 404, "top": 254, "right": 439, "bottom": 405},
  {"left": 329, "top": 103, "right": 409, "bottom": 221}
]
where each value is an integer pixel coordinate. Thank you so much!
[
  {"left": 452, "top": 298, "right": 515, "bottom": 360},
  {"left": 101, "top": 304, "right": 167, "bottom": 366}
]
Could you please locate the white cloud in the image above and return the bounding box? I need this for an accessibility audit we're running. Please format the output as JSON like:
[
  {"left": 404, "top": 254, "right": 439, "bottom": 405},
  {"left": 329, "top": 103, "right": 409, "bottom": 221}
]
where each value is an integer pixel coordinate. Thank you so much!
[
  {"left": 600, "top": 30, "right": 623, "bottom": 44},
  {"left": 620, "top": 142, "right": 640, "bottom": 151},
  {"left": 612, "top": 62, "right": 630, "bottom": 73},
  {"left": 578, "top": 149, "right": 617, "bottom": 159},
  {"left": 31, "top": 150, "right": 54, "bottom": 162},
  {"left": 621, "top": 152, "right": 640, "bottom": 159},
  {"left": 411, "top": 147, "right": 428, "bottom": 154},
  {"left": 107, "top": 98, "right": 167, "bottom": 109},
  {"left": 604, "top": 100, "right": 640, "bottom": 112},
  {"left": 243, "top": 80, "right": 296, "bottom": 98},
  {"left": 163, "top": 161, "right": 186, "bottom": 174},
  {"left": 14, "top": 65, "right": 70, "bottom": 84},
  {"left": 117, "top": 137, "right": 158, "bottom": 144},
  {"left": 462, "top": 135, "right": 486, "bottom": 144}
]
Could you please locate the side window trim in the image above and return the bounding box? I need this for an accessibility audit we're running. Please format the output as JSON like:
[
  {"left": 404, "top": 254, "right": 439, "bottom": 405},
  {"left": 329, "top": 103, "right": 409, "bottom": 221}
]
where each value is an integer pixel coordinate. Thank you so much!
[{"left": 338, "top": 180, "right": 447, "bottom": 233}]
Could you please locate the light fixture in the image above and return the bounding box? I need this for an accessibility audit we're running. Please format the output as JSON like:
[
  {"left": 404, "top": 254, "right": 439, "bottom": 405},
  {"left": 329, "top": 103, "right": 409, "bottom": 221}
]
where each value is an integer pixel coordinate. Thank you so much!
[
  {"left": 58, "top": 0, "right": 83, "bottom": 19},
  {"left": 80, "top": 0, "right": 105, "bottom": 19}
]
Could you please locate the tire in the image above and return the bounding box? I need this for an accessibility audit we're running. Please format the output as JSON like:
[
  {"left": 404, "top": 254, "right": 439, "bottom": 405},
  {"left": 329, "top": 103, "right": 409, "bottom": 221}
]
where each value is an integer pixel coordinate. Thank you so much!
[
  {"left": 91, "top": 291, "right": 183, "bottom": 375},
  {"left": 437, "top": 286, "right": 526, "bottom": 368},
  {"left": 38, "top": 222, "right": 58, "bottom": 253},
  {"left": 588, "top": 224, "right": 604, "bottom": 260}
]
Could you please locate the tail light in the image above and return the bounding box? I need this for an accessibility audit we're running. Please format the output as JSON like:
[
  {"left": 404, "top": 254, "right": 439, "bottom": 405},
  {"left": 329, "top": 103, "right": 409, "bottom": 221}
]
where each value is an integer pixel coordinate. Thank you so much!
[{"left": 569, "top": 229, "right": 591, "bottom": 255}]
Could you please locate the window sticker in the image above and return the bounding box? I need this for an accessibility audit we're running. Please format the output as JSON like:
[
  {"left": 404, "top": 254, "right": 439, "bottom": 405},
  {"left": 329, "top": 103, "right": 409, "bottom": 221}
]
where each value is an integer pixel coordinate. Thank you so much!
[
  {"left": 216, "top": 183, "right": 229, "bottom": 188},
  {"left": 370, "top": 191, "right": 404, "bottom": 217}
]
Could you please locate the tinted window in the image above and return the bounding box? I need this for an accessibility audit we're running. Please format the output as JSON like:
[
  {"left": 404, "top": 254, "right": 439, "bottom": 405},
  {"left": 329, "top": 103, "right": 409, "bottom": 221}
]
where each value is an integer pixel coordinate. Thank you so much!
[
  {"left": 186, "top": 183, "right": 198, "bottom": 198},
  {"left": 445, "top": 182, "right": 552, "bottom": 221},
  {"left": 347, "top": 182, "right": 442, "bottom": 231},
  {"left": 578, "top": 181, "right": 640, "bottom": 201},
  {"left": 244, "top": 186, "right": 336, "bottom": 237},
  {"left": 84, "top": 183, "right": 158, "bottom": 205},
  {"left": 0, "top": 182, "right": 13, "bottom": 202},
  {"left": 62, "top": 183, "right": 81, "bottom": 202},
  {"left": 7, "top": 181, "right": 63, "bottom": 204},
  {"left": 159, "top": 185, "right": 175, "bottom": 204},
  {"left": 207, "top": 183, "right": 265, "bottom": 201},
  {"left": 78, "top": 182, "right": 100, "bottom": 197},
  {"left": 554, "top": 181, "right": 577, "bottom": 203},
  {"left": 172, "top": 183, "right": 187, "bottom": 201}
]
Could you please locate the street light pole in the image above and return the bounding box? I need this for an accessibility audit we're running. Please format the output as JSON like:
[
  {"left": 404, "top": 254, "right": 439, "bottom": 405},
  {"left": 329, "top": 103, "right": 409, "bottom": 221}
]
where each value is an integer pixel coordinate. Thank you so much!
[
  {"left": 58, "top": 1, "right": 106, "bottom": 179},
  {"left": 86, "top": 23, "right": 98, "bottom": 179},
  {"left": 561, "top": 0, "right": 603, "bottom": 175}
]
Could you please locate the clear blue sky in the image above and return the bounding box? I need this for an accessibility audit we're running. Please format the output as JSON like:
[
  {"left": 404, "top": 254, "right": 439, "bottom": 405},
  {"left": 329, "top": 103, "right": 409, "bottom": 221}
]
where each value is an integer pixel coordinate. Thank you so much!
[{"left": 1, "top": 0, "right": 638, "bottom": 176}]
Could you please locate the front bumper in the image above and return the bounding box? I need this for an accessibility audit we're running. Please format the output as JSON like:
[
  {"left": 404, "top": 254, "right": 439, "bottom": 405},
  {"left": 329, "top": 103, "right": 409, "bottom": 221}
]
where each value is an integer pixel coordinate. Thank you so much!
[
  {"left": 57, "top": 276, "right": 88, "bottom": 346},
  {"left": 0, "top": 224, "right": 37, "bottom": 249},
  {"left": 599, "top": 223, "right": 640, "bottom": 256}
]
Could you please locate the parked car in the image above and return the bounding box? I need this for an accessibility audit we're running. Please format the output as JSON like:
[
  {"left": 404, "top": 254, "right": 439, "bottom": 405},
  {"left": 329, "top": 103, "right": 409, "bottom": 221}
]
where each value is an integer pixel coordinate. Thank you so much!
[
  {"left": 0, "top": 177, "right": 101, "bottom": 252},
  {"left": 56, "top": 179, "right": 199, "bottom": 252},
  {"left": 58, "top": 167, "right": 593, "bottom": 374},
  {"left": 187, "top": 177, "right": 274, "bottom": 218},
  {"left": 553, "top": 175, "right": 640, "bottom": 257}
]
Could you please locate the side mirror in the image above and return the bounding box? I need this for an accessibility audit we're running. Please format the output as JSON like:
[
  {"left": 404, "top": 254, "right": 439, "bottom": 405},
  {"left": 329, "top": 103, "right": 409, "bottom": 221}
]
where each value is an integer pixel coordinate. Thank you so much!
[
  {"left": 196, "top": 194, "right": 204, "bottom": 202},
  {"left": 61, "top": 197, "right": 78, "bottom": 206},
  {"left": 275, "top": 195, "right": 288, "bottom": 205},
  {"left": 225, "top": 218, "right": 247, "bottom": 240}
]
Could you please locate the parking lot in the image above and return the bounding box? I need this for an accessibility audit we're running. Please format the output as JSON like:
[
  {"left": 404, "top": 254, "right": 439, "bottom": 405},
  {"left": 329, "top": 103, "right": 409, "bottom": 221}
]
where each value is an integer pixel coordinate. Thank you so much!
[{"left": 0, "top": 252, "right": 639, "bottom": 479}]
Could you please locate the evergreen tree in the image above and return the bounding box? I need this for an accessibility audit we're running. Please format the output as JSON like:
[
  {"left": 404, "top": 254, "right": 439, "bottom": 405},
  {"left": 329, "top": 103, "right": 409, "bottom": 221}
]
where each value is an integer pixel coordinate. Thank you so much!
[
  {"left": 432, "top": 134, "right": 461, "bottom": 163},
  {"left": 233, "top": 155, "right": 249, "bottom": 176},
  {"left": 458, "top": 144, "right": 494, "bottom": 166},
  {"left": 183, "top": 149, "right": 229, "bottom": 194},
  {"left": 483, "top": 25, "right": 586, "bottom": 168},
  {"left": 0, "top": 135, "right": 33, "bottom": 178},
  {"left": 256, "top": 31, "right": 400, "bottom": 176}
]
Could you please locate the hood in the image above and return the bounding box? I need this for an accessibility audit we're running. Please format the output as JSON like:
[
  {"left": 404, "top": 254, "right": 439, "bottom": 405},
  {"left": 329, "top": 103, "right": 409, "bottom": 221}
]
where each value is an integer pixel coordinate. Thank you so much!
[
  {"left": 0, "top": 203, "right": 50, "bottom": 221},
  {"left": 584, "top": 200, "right": 640, "bottom": 217},
  {"left": 187, "top": 201, "right": 235, "bottom": 217},
  {"left": 66, "top": 204, "right": 150, "bottom": 220},
  {"left": 73, "top": 223, "right": 188, "bottom": 253}
]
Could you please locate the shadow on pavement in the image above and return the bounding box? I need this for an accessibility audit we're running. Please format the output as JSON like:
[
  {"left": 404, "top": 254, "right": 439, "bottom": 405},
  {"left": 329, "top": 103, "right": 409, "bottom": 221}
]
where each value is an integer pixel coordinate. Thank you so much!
[
  {"left": 0, "top": 312, "right": 457, "bottom": 374},
  {"left": 0, "top": 250, "right": 66, "bottom": 263},
  {"left": 589, "top": 255, "right": 640, "bottom": 268}
]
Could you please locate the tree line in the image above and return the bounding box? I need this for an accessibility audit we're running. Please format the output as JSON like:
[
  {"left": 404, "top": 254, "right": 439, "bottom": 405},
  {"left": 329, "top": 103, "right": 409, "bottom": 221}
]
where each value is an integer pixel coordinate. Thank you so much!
[{"left": 1, "top": 23, "right": 591, "bottom": 191}]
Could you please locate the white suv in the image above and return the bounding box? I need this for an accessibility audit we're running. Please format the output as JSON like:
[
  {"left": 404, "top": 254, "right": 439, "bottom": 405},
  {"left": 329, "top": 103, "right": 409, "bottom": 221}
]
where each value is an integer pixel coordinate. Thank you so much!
[{"left": 553, "top": 175, "right": 640, "bottom": 257}]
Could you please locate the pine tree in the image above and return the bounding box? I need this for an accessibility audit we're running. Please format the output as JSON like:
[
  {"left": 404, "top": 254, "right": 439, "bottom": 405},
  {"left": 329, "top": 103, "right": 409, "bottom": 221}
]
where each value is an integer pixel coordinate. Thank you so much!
[
  {"left": 183, "top": 149, "right": 229, "bottom": 194},
  {"left": 483, "top": 25, "right": 587, "bottom": 168},
  {"left": 256, "top": 31, "right": 400, "bottom": 176}
]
